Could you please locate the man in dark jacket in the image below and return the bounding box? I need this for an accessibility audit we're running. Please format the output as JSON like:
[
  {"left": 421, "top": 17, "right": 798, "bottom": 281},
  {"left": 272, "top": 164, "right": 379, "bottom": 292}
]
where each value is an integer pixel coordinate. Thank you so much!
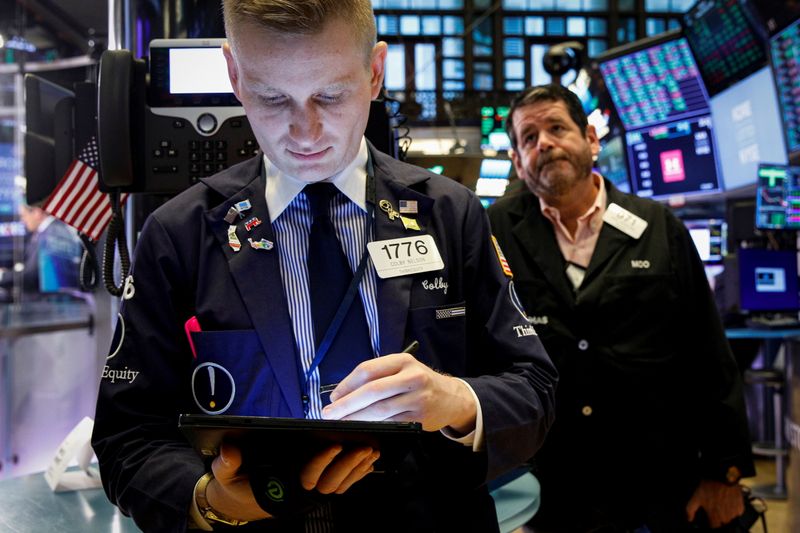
[
  {"left": 488, "top": 84, "right": 754, "bottom": 532},
  {"left": 91, "top": 2, "right": 557, "bottom": 532}
]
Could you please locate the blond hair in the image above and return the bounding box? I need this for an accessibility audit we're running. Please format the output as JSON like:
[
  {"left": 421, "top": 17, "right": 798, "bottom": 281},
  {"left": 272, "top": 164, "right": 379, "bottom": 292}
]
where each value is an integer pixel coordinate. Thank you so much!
[{"left": 222, "top": 0, "right": 377, "bottom": 62}]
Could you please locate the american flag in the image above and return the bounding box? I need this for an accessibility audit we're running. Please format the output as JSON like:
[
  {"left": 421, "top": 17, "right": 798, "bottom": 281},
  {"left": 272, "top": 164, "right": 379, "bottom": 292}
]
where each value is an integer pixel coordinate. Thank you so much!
[{"left": 42, "top": 136, "right": 128, "bottom": 241}]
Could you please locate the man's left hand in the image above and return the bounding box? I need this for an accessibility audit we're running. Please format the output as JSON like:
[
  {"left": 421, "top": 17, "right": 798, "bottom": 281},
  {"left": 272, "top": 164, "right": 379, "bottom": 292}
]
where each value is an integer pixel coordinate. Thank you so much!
[
  {"left": 321, "top": 352, "right": 477, "bottom": 433},
  {"left": 685, "top": 479, "right": 744, "bottom": 528}
]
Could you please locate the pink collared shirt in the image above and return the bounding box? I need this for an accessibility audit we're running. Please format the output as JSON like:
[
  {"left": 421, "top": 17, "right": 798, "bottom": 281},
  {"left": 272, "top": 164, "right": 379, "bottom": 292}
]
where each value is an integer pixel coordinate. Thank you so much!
[{"left": 539, "top": 173, "right": 606, "bottom": 269}]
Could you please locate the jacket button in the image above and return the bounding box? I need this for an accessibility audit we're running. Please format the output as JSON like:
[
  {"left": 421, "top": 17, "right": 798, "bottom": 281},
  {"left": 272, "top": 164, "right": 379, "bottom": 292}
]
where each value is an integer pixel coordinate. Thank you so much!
[
  {"left": 578, "top": 339, "right": 589, "bottom": 351},
  {"left": 582, "top": 405, "right": 593, "bottom": 416}
]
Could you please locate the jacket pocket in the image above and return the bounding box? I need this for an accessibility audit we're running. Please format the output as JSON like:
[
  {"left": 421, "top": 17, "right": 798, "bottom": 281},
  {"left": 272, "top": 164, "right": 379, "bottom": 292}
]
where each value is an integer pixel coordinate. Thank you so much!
[
  {"left": 407, "top": 302, "right": 466, "bottom": 373},
  {"left": 190, "top": 329, "right": 279, "bottom": 416}
]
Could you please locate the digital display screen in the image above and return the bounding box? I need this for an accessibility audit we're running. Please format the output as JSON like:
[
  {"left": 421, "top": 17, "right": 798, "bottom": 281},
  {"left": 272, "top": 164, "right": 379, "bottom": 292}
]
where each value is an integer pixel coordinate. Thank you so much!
[
  {"left": 169, "top": 48, "right": 233, "bottom": 95},
  {"left": 738, "top": 248, "right": 800, "bottom": 312},
  {"left": 481, "top": 106, "right": 510, "bottom": 150},
  {"left": 475, "top": 159, "right": 511, "bottom": 197},
  {"left": 625, "top": 115, "right": 721, "bottom": 200},
  {"left": 710, "top": 66, "right": 788, "bottom": 190},
  {"left": 682, "top": 0, "right": 768, "bottom": 96},
  {"left": 595, "top": 135, "right": 630, "bottom": 193},
  {"left": 770, "top": 17, "right": 800, "bottom": 156},
  {"left": 755, "top": 163, "right": 800, "bottom": 229},
  {"left": 599, "top": 36, "right": 711, "bottom": 130},
  {"left": 683, "top": 218, "right": 727, "bottom": 263}
]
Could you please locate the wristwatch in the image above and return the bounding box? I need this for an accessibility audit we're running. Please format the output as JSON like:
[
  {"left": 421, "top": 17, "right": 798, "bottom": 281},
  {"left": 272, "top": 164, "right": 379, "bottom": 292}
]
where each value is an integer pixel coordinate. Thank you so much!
[{"left": 196, "top": 472, "right": 250, "bottom": 527}]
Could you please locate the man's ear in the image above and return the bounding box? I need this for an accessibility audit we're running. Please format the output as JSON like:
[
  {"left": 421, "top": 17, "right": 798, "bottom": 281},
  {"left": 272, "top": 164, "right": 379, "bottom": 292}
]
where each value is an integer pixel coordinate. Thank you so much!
[
  {"left": 369, "top": 42, "right": 388, "bottom": 100},
  {"left": 586, "top": 124, "right": 600, "bottom": 159},
  {"left": 222, "top": 42, "right": 242, "bottom": 102}
]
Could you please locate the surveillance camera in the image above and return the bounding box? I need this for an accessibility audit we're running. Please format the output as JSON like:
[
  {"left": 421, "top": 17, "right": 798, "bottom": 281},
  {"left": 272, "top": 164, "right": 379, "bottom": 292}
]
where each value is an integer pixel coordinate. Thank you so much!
[{"left": 543, "top": 41, "right": 585, "bottom": 77}]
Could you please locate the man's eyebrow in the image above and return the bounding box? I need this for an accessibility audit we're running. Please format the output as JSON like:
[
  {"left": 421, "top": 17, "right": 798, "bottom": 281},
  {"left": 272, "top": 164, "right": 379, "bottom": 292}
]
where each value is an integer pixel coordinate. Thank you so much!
[{"left": 250, "top": 81, "right": 352, "bottom": 94}]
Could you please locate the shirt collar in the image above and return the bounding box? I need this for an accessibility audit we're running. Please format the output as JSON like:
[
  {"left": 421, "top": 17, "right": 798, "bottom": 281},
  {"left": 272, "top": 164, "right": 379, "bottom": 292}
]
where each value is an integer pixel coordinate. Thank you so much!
[
  {"left": 37, "top": 216, "right": 55, "bottom": 234},
  {"left": 539, "top": 172, "right": 606, "bottom": 225},
  {"left": 265, "top": 138, "right": 369, "bottom": 222}
]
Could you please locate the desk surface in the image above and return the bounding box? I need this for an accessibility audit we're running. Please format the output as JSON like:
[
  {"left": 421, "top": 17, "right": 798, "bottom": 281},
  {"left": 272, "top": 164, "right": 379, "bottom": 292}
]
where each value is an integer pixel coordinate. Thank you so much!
[
  {"left": 0, "top": 301, "right": 93, "bottom": 338},
  {"left": 0, "top": 471, "right": 137, "bottom": 532},
  {"left": 0, "top": 470, "right": 539, "bottom": 532},
  {"left": 725, "top": 328, "right": 800, "bottom": 340}
]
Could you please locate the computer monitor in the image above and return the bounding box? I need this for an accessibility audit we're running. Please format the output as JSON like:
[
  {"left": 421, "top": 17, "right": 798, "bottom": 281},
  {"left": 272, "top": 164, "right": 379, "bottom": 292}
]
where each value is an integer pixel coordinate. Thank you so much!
[
  {"left": 682, "top": 0, "right": 768, "bottom": 97},
  {"left": 475, "top": 158, "right": 512, "bottom": 198},
  {"left": 738, "top": 248, "right": 800, "bottom": 313},
  {"left": 625, "top": 114, "right": 722, "bottom": 200},
  {"left": 710, "top": 66, "right": 788, "bottom": 190},
  {"left": 597, "top": 30, "right": 712, "bottom": 131},
  {"left": 480, "top": 106, "right": 511, "bottom": 151},
  {"left": 683, "top": 218, "right": 727, "bottom": 264},
  {"left": 770, "top": 16, "right": 800, "bottom": 160},
  {"left": 754, "top": 163, "right": 800, "bottom": 229},
  {"left": 595, "top": 135, "right": 630, "bottom": 193},
  {"left": 37, "top": 224, "right": 83, "bottom": 294},
  {"left": 24, "top": 75, "right": 75, "bottom": 205}
]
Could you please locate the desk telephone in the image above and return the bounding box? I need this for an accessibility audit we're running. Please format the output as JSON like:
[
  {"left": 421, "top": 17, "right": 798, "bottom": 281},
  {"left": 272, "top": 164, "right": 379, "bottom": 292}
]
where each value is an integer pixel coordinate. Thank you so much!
[{"left": 97, "top": 39, "right": 257, "bottom": 194}]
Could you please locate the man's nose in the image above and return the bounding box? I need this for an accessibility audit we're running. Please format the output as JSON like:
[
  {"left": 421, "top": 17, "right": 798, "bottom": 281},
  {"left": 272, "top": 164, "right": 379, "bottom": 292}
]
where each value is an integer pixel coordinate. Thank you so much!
[
  {"left": 288, "top": 103, "right": 323, "bottom": 145},
  {"left": 537, "top": 131, "right": 555, "bottom": 151}
]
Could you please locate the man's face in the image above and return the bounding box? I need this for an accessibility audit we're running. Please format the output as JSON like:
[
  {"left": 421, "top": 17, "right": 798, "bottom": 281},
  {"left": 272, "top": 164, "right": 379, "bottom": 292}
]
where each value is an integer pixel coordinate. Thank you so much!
[
  {"left": 223, "top": 18, "right": 387, "bottom": 183},
  {"left": 509, "top": 99, "right": 599, "bottom": 200}
]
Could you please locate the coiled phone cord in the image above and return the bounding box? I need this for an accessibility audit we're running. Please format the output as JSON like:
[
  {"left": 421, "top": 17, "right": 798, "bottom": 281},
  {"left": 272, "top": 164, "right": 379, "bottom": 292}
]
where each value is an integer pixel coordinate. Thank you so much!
[{"left": 103, "top": 191, "right": 131, "bottom": 297}]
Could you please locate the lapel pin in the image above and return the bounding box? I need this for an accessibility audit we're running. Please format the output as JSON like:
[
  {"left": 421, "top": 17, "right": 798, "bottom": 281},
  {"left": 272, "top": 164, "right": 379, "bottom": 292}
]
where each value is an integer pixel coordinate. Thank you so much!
[
  {"left": 235, "top": 199, "right": 252, "bottom": 217},
  {"left": 248, "top": 237, "right": 274, "bottom": 251},
  {"left": 399, "top": 200, "right": 418, "bottom": 214},
  {"left": 379, "top": 199, "right": 400, "bottom": 221},
  {"left": 244, "top": 217, "right": 262, "bottom": 232},
  {"left": 227, "top": 225, "right": 241, "bottom": 252},
  {"left": 224, "top": 207, "right": 240, "bottom": 224},
  {"left": 400, "top": 216, "right": 420, "bottom": 231}
]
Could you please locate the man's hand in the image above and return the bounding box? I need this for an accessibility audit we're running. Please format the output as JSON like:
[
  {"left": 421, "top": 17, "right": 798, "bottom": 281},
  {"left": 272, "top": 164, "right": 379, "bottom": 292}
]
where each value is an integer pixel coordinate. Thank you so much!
[
  {"left": 206, "top": 443, "right": 380, "bottom": 521},
  {"left": 685, "top": 479, "right": 744, "bottom": 528},
  {"left": 321, "top": 352, "right": 477, "bottom": 433}
]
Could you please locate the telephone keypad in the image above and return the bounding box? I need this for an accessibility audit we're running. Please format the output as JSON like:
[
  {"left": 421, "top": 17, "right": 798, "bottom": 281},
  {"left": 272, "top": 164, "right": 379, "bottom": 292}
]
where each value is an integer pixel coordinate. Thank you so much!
[{"left": 146, "top": 113, "right": 257, "bottom": 191}]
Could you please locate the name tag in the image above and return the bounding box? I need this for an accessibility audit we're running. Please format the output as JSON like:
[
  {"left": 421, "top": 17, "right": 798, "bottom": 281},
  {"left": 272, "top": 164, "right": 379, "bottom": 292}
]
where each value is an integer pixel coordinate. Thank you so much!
[
  {"left": 603, "top": 203, "right": 648, "bottom": 239},
  {"left": 367, "top": 235, "right": 444, "bottom": 279}
]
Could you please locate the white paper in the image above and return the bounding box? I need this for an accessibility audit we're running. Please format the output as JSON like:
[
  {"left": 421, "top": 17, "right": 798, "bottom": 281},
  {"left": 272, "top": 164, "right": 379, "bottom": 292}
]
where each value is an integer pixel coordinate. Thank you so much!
[{"left": 44, "top": 416, "right": 102, "bottom": 492}]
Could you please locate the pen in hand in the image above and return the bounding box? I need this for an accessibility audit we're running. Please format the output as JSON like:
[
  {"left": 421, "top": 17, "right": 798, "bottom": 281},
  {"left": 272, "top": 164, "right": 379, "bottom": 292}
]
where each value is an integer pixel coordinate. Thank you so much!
[{"left": 402, "top": 340, "right": 419, "bottom": 355}]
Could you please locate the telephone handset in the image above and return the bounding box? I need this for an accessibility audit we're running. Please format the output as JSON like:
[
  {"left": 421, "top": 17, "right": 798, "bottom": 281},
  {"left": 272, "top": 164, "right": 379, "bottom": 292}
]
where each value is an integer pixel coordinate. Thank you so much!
[{"left": 97, "top": 50, "right": 147, "bottom": 190}]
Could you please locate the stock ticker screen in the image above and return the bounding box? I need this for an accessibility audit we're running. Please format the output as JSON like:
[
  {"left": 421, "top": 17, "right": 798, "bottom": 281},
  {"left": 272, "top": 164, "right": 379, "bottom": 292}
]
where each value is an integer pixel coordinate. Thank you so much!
[
  {"left": 625, "top": 115, "right": 721, "bottom": 200},
  {"left": 682, "top": 0, "right": 768, "bottom": 96},
  {"left": 755, "top": 163, "right": 800, "bottom": 230},
  {"left": 770, "top": 17, "right": 800, "bottom": 156},
  {"left": 598, "top": 35, "right": 711, "bottom": 130}
]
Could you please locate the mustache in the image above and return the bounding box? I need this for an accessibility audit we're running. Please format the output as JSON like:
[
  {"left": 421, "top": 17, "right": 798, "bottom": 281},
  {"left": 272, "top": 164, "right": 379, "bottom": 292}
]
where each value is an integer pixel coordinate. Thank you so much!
[{"left": 536, "top": 150, "right": 570, "bottom": 171}]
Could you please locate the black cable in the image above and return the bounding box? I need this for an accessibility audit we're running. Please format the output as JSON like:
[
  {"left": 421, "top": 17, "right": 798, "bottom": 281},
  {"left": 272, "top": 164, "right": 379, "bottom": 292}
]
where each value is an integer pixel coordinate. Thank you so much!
[
  {"left": 103, "top": 191, "right": 131, "bottom": 297},
  {"left": 78, "top": 232, "right": 99, "bottom": 291},
  {"left": 383, "top": 92, "right": 412, "bottom": 161}
]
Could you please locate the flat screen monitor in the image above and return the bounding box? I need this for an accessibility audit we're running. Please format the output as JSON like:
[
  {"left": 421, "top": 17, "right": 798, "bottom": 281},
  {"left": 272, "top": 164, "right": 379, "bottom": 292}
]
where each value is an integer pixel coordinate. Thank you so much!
[
  {"left": 770, "top": 16, "right": 800, "bottom": 158},
  {"left": 37, "top": 222, "right": 82, "bottom": 294},
  {"left": 595, "top": 135, "right": 630, "bottom": 193},
  {"left": 710, "top": 66, "right": 788, "bottom": 190},
  {"left": 625, "top": 114, "right": 722, "bottom": 200},
  {"left": 480, "top": 106, "right": 511, "bottom": 151},
  {"left": 475, "top": 158, "right": 511, "bottom": 198},
  {"left": 683, "top": 218, "right": 727, "bottom": 263},
  {"left": 597, "top": 31, "right": 712, "bottom": 131},
  {"left": 755, "top": 163, "right": 800, "bottom": 229},
  {"left": 682, "top": 0, "right": 769, "bottom": 97},
  {"left": 24, "top": 75, "right": 75, "bottom": 205},
  {"left": 738, "top": 247, "right": 800, "bottom": 312}
]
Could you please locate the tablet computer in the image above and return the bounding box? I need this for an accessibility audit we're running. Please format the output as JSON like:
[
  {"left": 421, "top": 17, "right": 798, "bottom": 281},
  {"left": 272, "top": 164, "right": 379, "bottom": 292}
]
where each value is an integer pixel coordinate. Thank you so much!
[{"left": 178, "top": 414, "right": 422, "bottom": 473}]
